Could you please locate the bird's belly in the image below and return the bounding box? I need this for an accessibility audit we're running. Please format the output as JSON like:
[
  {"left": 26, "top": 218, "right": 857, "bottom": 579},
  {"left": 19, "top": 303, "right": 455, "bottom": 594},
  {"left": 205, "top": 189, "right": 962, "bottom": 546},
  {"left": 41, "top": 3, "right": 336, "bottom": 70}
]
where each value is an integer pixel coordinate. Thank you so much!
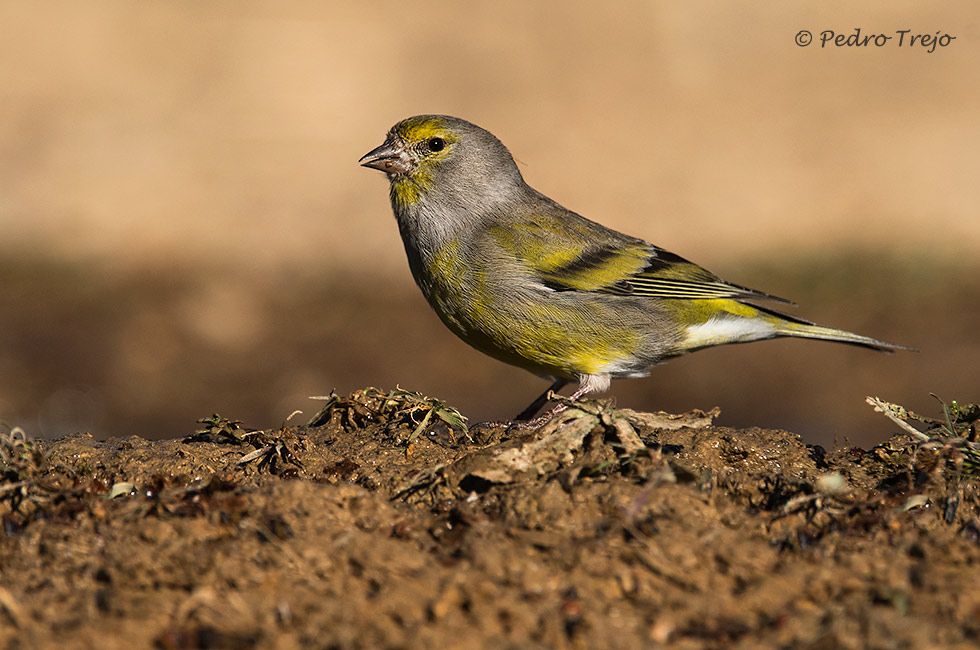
[{"left": 427, "top": 284, "right": 655, "bottom": 380}]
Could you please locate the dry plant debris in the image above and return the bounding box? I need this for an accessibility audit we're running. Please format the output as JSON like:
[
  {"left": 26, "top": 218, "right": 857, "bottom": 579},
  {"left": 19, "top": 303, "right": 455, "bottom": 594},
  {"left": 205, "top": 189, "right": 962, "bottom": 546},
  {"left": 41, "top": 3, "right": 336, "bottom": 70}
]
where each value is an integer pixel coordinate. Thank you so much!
[{"left": 2, "top": 390, "right": 979, "bottom": 649}]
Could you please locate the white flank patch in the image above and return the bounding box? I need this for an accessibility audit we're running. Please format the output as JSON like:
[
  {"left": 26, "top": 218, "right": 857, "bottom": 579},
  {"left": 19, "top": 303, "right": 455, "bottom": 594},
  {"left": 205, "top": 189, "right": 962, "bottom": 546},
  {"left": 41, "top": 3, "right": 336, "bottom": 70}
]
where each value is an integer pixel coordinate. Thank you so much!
[
  {"left": 576, "top": 373, "right": 611, "bottom": 395},
  {"left": 684, "top": 317, "right": 775, "bottom": 348}
]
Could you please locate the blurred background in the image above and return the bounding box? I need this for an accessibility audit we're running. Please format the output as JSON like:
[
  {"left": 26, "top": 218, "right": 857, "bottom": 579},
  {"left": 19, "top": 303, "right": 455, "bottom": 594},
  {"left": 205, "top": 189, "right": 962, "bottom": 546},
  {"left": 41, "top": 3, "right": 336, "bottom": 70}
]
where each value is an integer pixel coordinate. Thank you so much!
[{"left": 1, "top": 0, "right": 977, "bottom": 447}]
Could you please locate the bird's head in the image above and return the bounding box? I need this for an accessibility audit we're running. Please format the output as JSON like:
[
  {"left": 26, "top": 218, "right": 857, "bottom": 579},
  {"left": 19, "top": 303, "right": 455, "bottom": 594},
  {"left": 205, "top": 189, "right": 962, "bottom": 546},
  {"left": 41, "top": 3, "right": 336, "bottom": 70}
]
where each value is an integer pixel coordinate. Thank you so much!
[{"left": 360, "top": 115, "right": 525, "bottom": 210}]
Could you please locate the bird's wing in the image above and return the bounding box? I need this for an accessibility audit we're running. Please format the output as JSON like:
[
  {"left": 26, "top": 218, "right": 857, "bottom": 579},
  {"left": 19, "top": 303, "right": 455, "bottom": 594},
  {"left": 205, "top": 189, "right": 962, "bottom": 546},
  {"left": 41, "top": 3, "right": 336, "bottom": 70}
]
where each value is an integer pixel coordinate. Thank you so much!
[
  {"left": 485, "top": 214, "right": 653, "bottom": 292},
  {"left": 486, "top": 212, "right": 793, "bottom": 304},
  {"left": 608, "top": 248, "right": 795, "bottom": 305}
]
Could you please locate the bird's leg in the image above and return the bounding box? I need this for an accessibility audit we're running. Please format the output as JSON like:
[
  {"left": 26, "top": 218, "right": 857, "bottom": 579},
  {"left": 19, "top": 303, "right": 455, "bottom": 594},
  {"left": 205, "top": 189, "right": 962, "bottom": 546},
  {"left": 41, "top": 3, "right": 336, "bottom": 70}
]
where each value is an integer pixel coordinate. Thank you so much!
[
  {"left": 534, "top": 383, "right": 593, "bottom": 421},
  {"left": 509, "top": 378, "right": 606, "bottom": 429},
  {"left": 513, "top": 378, "right": 569, "bottom": 421}
]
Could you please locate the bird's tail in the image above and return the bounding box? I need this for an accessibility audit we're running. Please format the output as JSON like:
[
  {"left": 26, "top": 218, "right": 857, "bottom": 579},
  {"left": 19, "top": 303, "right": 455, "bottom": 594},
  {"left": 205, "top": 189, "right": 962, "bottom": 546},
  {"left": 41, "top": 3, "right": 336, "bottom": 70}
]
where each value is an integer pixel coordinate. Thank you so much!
[{"left": 758, "top": 305, "right": 913, "bottom": 352}]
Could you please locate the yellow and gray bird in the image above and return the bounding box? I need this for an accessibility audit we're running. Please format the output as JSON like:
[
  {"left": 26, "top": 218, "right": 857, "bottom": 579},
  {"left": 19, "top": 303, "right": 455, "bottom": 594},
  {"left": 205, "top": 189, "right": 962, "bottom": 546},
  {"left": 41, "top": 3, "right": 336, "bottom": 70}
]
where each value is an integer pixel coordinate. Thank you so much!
[{"left": 360, "top": 115, "right": 907, "bottom": 421}]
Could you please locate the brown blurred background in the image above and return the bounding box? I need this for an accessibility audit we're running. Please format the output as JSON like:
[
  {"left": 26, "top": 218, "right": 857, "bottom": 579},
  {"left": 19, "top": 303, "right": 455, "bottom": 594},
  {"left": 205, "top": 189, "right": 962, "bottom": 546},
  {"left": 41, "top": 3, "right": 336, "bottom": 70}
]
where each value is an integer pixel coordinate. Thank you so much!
[{"left": 1, "top": 1, "right": 977, "bottom": 447}]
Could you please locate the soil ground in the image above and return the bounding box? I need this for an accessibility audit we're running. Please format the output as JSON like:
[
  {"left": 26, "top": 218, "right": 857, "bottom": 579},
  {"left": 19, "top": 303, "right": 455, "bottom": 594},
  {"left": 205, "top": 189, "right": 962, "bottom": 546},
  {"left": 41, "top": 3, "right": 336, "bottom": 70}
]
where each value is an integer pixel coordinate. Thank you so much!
[{"left": 2, "top": 389, "right": 980, "bottom": 650}]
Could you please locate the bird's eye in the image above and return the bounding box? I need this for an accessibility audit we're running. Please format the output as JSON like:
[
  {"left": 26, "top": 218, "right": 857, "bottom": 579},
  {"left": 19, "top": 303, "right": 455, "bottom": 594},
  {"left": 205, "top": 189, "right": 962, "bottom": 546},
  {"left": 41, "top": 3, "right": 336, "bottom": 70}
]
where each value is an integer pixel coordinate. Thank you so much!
[{"left": 427, "top": 137, "right": 445, "bottom": 152}]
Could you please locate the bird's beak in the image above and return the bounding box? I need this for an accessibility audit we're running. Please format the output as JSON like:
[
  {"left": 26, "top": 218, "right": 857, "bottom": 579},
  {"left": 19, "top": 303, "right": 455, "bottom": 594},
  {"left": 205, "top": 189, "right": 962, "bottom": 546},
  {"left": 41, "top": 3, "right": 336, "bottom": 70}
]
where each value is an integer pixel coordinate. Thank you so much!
[{"left": 359, "top": 136, "right": 414, "bottom": 175}]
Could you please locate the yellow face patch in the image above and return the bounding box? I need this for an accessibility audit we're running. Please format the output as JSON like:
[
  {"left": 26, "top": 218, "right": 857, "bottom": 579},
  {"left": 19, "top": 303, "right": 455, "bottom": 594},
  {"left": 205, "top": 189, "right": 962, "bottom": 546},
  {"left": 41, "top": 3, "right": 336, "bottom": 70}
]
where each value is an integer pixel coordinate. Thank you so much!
[
  {"left": 395, "top": 116, "right": 451, "bottom": 142},
  {"left": 390, "top": 175, "right": 428, "bottom": 208},
  {"left": 388, "top": 117, "right": 461, "bottom": 206}
]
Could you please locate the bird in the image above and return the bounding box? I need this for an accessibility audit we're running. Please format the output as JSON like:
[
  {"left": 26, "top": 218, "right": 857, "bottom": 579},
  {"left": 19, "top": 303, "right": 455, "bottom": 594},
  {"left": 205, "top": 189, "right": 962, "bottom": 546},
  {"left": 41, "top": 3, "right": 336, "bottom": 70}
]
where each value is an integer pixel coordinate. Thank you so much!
[{"left": 359, "top": 115, "right": 908, "bottom": 422}]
